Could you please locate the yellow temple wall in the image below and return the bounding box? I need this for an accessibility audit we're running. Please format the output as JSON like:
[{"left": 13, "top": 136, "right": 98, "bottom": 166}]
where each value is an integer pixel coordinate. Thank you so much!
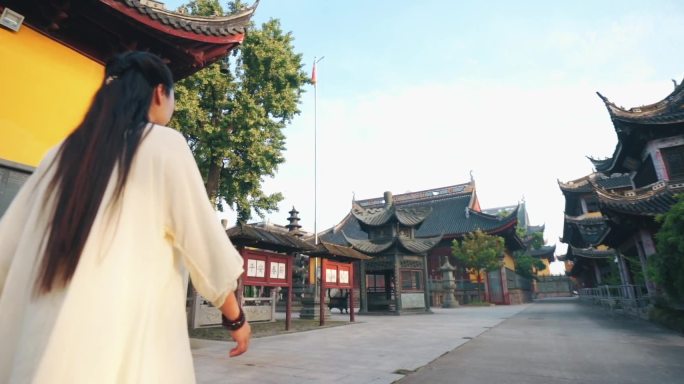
[
  {"left": 0, "top": 24, "right": 102, "bottom": 167},
  {"left": 503, "top": 251, "right": 516, "bottom": 271}
]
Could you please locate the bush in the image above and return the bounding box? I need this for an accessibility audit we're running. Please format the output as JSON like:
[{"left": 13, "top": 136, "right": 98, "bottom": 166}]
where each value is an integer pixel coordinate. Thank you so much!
[{"left": 654, "top": 194, "right": 684, "bottom": 301}]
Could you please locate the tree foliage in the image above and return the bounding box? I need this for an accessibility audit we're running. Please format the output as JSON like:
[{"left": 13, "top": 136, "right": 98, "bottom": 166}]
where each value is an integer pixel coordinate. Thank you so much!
[
  {"left": 451, "top": 230, "right": 505, "bottom": 274},
  {"left": 170, "top": 0, "right": 310, "bottom": 222},
  {"left": 451, "top": 230, "right": 504, "bottom": 299},
  {"left": 512, "top": 225, "right": 548, "bottom": 279},
  {"left": 514, "top": 254, "right": 546, "bottom": 280},
  {"left": 654, "top": 194, "right": 684, "bottom": 301}
]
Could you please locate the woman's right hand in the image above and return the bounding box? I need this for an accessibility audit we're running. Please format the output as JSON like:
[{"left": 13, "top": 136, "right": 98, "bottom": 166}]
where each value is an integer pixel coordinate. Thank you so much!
[{"left": 229, "top": 321, "right": 251, "bottom": 357}]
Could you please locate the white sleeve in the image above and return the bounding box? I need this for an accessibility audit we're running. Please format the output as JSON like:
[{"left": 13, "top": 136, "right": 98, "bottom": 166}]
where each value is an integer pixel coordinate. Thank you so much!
[
  {"left": 163, "top": 130, "right": 243, "bottom": 307},
  {"left": 0, "top": 153, "right": 54, "bottom": 296}
]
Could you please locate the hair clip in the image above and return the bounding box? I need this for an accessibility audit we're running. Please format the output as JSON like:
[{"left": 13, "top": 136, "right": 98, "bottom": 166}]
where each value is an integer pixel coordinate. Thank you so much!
[{"left": 105, "top": 75, "right": 118, "bottom": 85}]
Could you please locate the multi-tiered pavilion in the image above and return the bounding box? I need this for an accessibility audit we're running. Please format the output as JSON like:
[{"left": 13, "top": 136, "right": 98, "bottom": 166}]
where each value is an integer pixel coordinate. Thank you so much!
[{"left": 560, "top": 81, "right": 684, "bottom": 293}]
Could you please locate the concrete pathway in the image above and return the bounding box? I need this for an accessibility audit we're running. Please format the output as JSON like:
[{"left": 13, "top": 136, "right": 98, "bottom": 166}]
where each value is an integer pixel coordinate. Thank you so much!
[
  {"left": 398, "top": 298, "right": 684, "bottom": 384},
  {"left": 192, "top": 304, "right": 528, "bottom": 383},
  {"left": 193, "top": 298, "right": 684, "bottom": 383}
]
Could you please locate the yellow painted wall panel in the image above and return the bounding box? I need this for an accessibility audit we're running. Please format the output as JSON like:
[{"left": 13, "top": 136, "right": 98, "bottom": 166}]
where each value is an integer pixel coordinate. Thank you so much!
[
  {"left": 0, "top": 25, "right": 102, "bottom": 167},
  {"left": 503, "top": 252, "right": 516, "bottom": 270}
]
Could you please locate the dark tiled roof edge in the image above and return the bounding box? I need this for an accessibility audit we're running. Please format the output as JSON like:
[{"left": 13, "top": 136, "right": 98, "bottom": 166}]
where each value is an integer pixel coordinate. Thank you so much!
[{"left": 121, "top": 0, "right": 255, "bottom": 37}]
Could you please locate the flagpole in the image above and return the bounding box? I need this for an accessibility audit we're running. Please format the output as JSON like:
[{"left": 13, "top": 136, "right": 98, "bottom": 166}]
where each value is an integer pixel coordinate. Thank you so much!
[{"left": 313, "top": 56, "right": 324, "bottom": 245}]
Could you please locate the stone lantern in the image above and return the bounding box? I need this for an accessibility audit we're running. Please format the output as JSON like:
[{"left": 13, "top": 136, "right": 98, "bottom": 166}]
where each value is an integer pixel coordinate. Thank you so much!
[{"left": 440, "top": 256, "right": 459, "bottom": 308}]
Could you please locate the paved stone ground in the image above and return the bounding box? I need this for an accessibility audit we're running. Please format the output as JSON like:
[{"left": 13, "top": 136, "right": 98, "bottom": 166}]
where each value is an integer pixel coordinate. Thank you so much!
[
  {"left": 398, "top": 298, "right": 684, "bottom": 384},
  {"left": 192, "top": 304, "right": 527, "bottom": 383},
  {"left": 192, "top": 298, "right": 684, "bottom": 384}
]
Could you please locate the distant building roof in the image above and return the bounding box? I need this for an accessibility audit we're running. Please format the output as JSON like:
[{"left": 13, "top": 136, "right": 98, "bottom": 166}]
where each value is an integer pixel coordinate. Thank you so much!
[
  {"left": 318, "top": 181, "right": 521, "bottom": 248},
  {"left": 529, "top": 245, "right": 556, "bottom": 261},
  {"left": 307, "top": 242, "right": 372, "bottom": 261},
  {"left": 342, "top": 233, "right": 443, "bottom": 255},
  {"left": 226, "top": 223, "right": 316, "bottom": 253}
]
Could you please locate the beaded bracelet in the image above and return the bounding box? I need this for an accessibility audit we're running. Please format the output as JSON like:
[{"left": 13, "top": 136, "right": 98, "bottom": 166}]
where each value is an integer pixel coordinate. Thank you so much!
[{"left": 221, "top": 307, "right": 246, "bottom": 331}]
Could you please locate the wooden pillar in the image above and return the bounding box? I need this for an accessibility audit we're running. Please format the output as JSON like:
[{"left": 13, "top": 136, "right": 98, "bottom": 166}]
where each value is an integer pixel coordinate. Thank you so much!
[
  {"left": 483, "top": 272, "right": 490, "bottom": 302},
  {"left": 360, "top": 260, "right": 368, "bottom": 313},
  {"left": 319, "top": 258, "right": 326, "bottom": 326},
  {"left": 395, "top": 253, "right": 402, "bottom": 313},
  {"left": 286, "top": 254, "right": 293, "bottom": 331},
  {"left": 349, "top": 263, "right": 355, "bottom": 322},
  {"left": 636, "top": 230, "right": 657, "bottom": 296},
  {"left": 423, "top": 253, "right": 431, "bottom": 312}
]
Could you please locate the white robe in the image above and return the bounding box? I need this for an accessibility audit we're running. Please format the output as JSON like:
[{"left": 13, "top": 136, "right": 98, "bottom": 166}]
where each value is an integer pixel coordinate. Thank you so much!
[{"left": 0, "top": 125, "right": 244, "bottom": 383}]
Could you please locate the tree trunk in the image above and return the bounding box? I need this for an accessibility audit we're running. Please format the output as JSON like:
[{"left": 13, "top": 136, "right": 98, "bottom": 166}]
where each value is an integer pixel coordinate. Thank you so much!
[
  {"left": 205, "top": 156, "right": 221, "bottom": 206},
  {"left": 476, "top": 270, "right": 482, "bottom": 302}
]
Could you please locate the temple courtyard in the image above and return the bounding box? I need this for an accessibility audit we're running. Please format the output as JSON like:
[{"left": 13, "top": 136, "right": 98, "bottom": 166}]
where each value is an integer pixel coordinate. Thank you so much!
[{"left": 192, "top": 298, "right": 684, "bottom": 383}]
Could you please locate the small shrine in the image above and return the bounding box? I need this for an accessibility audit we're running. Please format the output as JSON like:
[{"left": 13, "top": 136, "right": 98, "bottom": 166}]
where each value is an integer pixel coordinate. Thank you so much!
[
  {"left": 185, "top": 222, "right": 315, "bottom": 330},
  {"left": 341, "top": 191, "right": 442, "bottom": 314}
]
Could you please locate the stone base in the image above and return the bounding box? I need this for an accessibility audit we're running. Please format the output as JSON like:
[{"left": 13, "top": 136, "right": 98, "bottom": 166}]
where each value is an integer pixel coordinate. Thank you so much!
[{"left": 299, "top": 297, "right": 331, "bottom": 320}]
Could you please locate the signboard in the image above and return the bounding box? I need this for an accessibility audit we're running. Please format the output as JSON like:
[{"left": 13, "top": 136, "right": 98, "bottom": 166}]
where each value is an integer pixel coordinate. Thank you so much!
[
  {"left": 241, "top": 249, "right": 291, "bottom": 287},
  {"left": 321, "top": 260, "right": 353, "bottom": 289}
]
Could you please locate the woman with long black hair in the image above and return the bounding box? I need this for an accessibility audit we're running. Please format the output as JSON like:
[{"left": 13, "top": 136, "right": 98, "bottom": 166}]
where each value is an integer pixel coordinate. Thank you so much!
[{"left": 0, "top": 51, "right": 250, "bottom": 383}]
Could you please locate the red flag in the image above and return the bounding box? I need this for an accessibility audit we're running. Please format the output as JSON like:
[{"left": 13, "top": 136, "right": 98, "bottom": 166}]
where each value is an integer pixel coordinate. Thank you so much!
[{"left": 311, "top": 62, "right": 317, "bottom": 85}]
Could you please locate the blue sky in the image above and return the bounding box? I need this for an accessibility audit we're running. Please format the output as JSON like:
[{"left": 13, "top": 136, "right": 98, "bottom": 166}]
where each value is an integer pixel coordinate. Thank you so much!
[{"left": 164, "top": 1, "right": 684, "bottom": 274}]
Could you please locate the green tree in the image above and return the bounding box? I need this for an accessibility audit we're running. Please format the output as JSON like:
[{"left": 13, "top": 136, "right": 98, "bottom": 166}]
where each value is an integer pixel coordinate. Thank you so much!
[
  {"left": 171, "top": 0, "right": 310, "bottom": 222},
  {"left": 513, "top": 229, "right": 546, "bottom": 280},
  {"left": 451, "top": 230, "right": 505, "bottom": 301},
  {"left": 654, "top": 194, "right": 684, "bottom": 301},
  {"left": 514, "top": 254, "right": 547, "bottom": 280}
]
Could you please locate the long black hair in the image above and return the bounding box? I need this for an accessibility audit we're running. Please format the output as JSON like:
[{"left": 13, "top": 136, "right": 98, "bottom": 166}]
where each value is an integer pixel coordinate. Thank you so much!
[{"left": 36, "top": 51, "right": 174, "bottom": 294}]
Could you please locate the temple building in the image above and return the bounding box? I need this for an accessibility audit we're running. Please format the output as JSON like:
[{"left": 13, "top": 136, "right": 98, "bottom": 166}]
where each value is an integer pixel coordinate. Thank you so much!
[
  {"left": 0, "top": 0, "right": 255, "bottom": 216},
  {"left": 484, "top": 200, "right": 556, "bottom": 277},
  {"left": 560, "top": 81, "right": 684, "bottom": 294},
  {"left": 318, "top": 180, "right": 526, "bottom": 308},
  {"left": 557, "top": 173, "right": 631, "bottom": 287}
]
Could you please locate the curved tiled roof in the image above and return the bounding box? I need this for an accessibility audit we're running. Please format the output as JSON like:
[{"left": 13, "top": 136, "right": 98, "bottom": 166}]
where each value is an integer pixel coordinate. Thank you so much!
[
  {"left": 307, "top": 242, "right": 372, "bottom": 260},
  {"left": 341, "top": 233, "right": 442, "bottom": 255},
  {"left": 350, "top": 204, "right": 394, "bottom": 226},
  {"left": 596, "top": 79, "right": 684, "bottom": 124},
  {"left": 398, "top": 234, "right": 443, "bottom": 253},
  {"left": 320, "top": 189, "right": 519, "bottom": 246},
  {"left": 342, "top": 233, "right": 395, "bottom": 254},
  {"left": 7, "top": 0, "right": 256, "bottom": 80},
  {"left": 351, "top": 203, "right": 433, "bottom": 227},
  {"left": 569, "top": 246, "right": 616, "bottom": 259},
  {"left": 529, "top": 245, "right": 556, "bottom": 261},
  {"left": 562, "top": 215, "right": 610, "bottom": 248},
  {"left": 395, "top": 206, "right": 433, "bottom": 226},
  {"left": 558, "top": 177, "right": 593, "bottom": 193},
  {"left": 559, "top": 172, "right": 633, "bottom": 193},
  {"left": 119, "top": 0, "right": 254, "bottom": 38},
  {"left": 226, "top": 223, "right": 316, "bottom": 253},
  {"left": 595, "top": 179, "right": 684, "bottom": 216},
  {"left": 594, "top": 174, "right": 633, "bottom": 190},
  {"left": 588, "top": 156, "right": 616, "bottom": 173}
]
